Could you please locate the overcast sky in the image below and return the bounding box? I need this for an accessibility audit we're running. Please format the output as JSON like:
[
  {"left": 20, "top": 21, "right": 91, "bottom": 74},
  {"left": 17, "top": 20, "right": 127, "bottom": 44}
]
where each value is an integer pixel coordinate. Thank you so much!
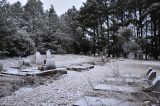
[{"left": 7, "top": 0, "right": 86, "bottom": 15}]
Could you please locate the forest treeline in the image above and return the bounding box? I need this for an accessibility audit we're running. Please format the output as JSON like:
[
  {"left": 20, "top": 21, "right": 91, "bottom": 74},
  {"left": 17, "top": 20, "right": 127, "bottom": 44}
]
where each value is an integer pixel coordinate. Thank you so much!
[{"left": 0, "top": 0, "right": 160, "bottom": 60}]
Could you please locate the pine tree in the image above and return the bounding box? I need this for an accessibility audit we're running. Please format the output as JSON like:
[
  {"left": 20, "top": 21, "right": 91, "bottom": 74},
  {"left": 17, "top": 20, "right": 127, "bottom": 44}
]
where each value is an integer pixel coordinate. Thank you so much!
[{"left": 0, "top": 0, "right": 35, "bottom": 57}]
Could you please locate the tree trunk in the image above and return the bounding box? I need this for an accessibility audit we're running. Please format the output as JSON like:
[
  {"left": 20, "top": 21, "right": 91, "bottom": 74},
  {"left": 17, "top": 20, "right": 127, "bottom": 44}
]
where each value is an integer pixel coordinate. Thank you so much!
[
  {"left": 121, "top": 9, "right": 124, "bottom": 28},
  {"left": 151, "top": 20, "right": 154, "bottom": 59},
  {"left": 145, "top": 19, "right": 148, "bottom": 60},
  {"left": 96, "top": 22, "right": 99, "bottom": 52},
  {"left": 153, "top": 20, "right": 158, "bottom": 60},
  {"left": 93, "top": 26, "right": 96, "bottom": 56},
  {"left": 106, "top": 14, "right": 110, "bottom": 57}
]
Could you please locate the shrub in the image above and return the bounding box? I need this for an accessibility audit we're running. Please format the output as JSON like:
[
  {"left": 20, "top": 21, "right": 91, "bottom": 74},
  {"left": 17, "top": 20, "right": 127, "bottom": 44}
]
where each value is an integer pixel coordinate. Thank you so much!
[{"left": 1, "top": 30, "right": 35, "bottom": 57}]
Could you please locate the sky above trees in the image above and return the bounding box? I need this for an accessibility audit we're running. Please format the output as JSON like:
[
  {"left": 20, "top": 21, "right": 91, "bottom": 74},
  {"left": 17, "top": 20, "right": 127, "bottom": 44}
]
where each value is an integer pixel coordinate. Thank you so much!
[{"left": 7, "top": 0, "right": 86, "bottom": 15}]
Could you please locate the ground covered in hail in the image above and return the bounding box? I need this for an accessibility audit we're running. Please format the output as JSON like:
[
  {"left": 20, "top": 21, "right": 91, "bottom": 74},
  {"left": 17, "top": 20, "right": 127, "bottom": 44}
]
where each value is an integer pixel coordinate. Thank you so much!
[{"left": 0, "top": 54, "right": 160, "bottom": 106}]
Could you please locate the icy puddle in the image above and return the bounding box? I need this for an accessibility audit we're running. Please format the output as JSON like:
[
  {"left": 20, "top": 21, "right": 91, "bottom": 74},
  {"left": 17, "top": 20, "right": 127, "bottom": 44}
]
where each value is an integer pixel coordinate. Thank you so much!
[
  {"left": 94, "top": 84, "right": 140, "bottom": 93},
  {"left": 73, "top": 96, "right": 142, "bottom": 106}
]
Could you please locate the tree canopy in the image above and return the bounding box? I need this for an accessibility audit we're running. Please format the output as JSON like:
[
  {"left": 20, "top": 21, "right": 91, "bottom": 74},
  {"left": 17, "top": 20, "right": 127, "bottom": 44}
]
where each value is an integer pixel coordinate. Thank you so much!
[{"left": 0, "top": 0, "right": 160, "bottom": 60}]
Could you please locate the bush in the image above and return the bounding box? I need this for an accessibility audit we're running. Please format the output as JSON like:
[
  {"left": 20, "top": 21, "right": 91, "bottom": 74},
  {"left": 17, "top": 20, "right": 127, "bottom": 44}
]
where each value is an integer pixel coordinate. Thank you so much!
[{"left": 1, "top": 30, "right": 35, "bottom": 57}]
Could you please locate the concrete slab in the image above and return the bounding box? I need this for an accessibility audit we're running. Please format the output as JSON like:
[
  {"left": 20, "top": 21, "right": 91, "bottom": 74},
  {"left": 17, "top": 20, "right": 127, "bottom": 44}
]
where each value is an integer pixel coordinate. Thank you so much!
[
  {"left": 123, "top": 74, "right": 142, "bottom": 79},
  {"left": 104, "top": 77, "right": 143, "bottom": 83},
  {"left": 94, "top": 84, "right": 140, "bottom": 93},
  {"left": 20, "top": 68, "right": 39, "bottom": 73},
  {"left": 54, "top": 68, "right": 67, "bottom": 74},
  {"left": 2, "top": 68, "right": 26, "bottom": 76},
  {"left": 2, "top": 67, "right": 67, "bottom": 76},
  {"left": 26, "top": 70, "right": 57, "bottom": 76},
  {"left": 26, "top": 68, "right": 67, "bottom": 76},
  {"left": 73, "top": 96, "right": 142, "bottom": 106}
]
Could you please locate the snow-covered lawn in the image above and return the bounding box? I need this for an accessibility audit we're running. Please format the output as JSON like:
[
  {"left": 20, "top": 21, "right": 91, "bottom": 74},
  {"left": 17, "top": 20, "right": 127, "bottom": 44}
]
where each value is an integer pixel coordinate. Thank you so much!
[{"left": 0, "top": 55, "right": 160, "bottom": 106}]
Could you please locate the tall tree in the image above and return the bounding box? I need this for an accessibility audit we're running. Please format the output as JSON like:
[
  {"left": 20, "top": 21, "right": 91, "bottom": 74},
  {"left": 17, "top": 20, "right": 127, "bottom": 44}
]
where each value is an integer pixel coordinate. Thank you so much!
[{"left": 0, "top": 0, "right": 35, "bottom": 57}]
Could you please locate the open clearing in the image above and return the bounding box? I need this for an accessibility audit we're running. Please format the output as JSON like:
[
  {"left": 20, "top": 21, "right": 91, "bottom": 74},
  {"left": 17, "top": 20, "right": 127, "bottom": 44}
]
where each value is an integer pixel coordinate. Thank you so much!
[{"left": 0, "top": 55, "right": 160, "bottom": 106}]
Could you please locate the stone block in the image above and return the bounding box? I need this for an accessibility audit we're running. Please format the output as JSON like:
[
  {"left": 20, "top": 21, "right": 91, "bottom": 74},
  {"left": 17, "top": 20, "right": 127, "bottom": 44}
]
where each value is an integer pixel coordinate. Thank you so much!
[
  {"left": 35, "top": 52, "right": 42, "bottom": 65},
  {"left": 46, "top": 50, "right": 52, "bottom": 59},
  {"left": 146, "top": 67, "right": 153, "bottom": 76},
  {"left": 43, "top": 59, "right": 56, "bottom": 70},
  {"left": 148, "top": 70, "right": 156, "bottom": 80},
  {"left": 151, "top": 76, "right": 160, "bottom": 92}
]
